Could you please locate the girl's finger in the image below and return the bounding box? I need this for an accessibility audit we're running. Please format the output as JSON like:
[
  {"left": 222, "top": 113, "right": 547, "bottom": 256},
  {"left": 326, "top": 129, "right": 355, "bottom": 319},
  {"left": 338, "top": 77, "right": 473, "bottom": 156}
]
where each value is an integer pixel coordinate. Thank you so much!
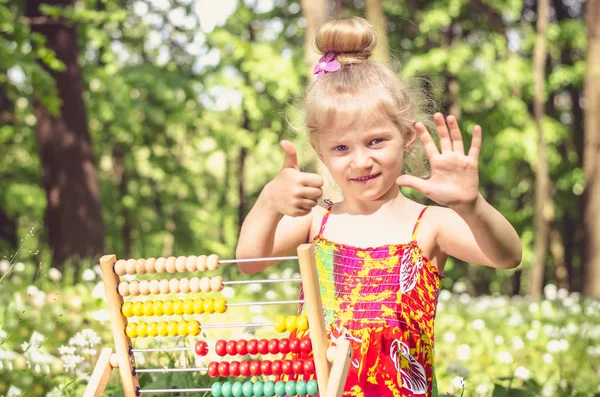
[
  {"left": 414, "top": 122, "right": 439, "bottom": 159},
  {"left": 468, "top": 125, "right": 483, "bottom": 160},
  {"left": 298, "top": 198, "right": 318, "bottom": 210},
  {"left": 447, "top": 115, "right": 465, "bottom": 155},
  {"left": 434, "top": 113, "right": 453, "bottom": 153}
]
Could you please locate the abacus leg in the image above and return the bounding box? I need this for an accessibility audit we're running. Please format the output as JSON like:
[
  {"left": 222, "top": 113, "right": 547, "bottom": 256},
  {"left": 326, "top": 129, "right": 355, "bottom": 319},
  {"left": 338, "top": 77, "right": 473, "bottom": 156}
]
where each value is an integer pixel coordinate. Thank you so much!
[
  {"left": 84, "top": 348, "right": 115, "bottom": 397},
  {"left": 324, "top": 339, "right": 352, "bottom": 397}
]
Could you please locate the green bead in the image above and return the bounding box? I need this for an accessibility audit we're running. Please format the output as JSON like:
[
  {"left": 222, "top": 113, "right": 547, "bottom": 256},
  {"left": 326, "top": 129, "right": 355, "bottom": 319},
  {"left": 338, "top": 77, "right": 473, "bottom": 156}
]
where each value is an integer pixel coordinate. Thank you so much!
[
  {"left": 222, "top": 382, "right": 233, "bottom": 397},
  {"left": 253, "top": 381, "right": 264, "bottom": 397},
  {"left": 243, "top": 381, "right": 255, "bottom": 397},
  {"left": 285, "top": 381, "right": 296, "bottom": 397},
  {"left": 212, "top": 382, "right": 223, "bottom": 397},
  {"left": 296, "top": 380, "right": 307, "bottom": 397},
  {"left": 274, "top": 381, "right": 286, "bottom": 397},
  {"left": 263, "top": 381, "right": 276, "bottom": 397},
  {"left": 232, "top": 382, "right": 244, "bottom": 397},
  {"left": 306, "top": 380, "right": 318, "bottom": 397}
]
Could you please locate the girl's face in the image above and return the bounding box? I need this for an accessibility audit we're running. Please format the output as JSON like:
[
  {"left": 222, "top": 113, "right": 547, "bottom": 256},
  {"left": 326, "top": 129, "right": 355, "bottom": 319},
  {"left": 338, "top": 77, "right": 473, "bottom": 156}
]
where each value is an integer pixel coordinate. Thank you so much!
[{"left": 315, "top": 113, "right": 413, "bottom": 204}]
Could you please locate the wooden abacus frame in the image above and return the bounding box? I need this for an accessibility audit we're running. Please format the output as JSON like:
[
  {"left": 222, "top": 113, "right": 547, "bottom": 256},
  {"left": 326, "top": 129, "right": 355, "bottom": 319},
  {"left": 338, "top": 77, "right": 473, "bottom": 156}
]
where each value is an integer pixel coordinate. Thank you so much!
[{"left": 84, "top": 244, "right": 351, "bottom": 397}]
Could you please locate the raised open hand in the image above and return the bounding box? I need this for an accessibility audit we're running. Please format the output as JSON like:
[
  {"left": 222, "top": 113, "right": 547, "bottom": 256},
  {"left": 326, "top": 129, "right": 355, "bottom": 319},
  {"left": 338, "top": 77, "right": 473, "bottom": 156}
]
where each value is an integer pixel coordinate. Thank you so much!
[{"left": 396, "top": 113, "right": 482, "bottom": 212}]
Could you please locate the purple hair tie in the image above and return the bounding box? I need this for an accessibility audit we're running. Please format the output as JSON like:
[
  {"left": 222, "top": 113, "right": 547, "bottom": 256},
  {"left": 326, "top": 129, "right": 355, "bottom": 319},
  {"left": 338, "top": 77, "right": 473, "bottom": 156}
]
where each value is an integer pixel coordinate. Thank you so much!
[{"left": 313, "top": 52, "right": 341, "bottom": 79}]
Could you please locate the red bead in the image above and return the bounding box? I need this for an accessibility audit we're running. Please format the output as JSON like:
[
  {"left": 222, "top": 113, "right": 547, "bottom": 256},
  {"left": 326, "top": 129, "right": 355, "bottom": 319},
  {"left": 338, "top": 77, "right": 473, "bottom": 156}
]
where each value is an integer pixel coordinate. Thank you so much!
[
  {"left": 215, "top": 340, "right": 228, "bottom": 356},
  {"left": 195, "top": 340, "right": 209, "bottom": 356},
  {"left": 293, "top": 359, "right": 304, "bottom": 375},
  {"left": 289, "top": 338, "right": 301, "bottom": 353},
  {"left": 218, "top": 361, "right": 230, "bottom": 377},
  {"left": 236, "top": 339, "right": 248, "bottom": 356},
  {"left": 229, "top": 360, "right": 240, "bottom": 377},
  {"left": 268, "top": 339, "right": 279, "bottom": 355},
  {"left": 278, "top": 338, "right": 290, "bottom": 354},
  {"left": 257, "top": 339, "right": 269, "bottom": 355},
  {"left": 282, "top": 360, "right": 294, "bottom": 375},
  {"left": 247, "top": 339, "right": 258, "bottom": 355},
  {"left": 300, "top": 338, "right": 312, "bottom": 353},
  {"left": 239, "top": 361, "right": 251, "bottom": 377},
  {"left": 226, "top": 340, "right": 238, "bottom": 356},
  {"left": 260, "top": 360, "right": 272, "bottom": 376},
  {"left": 208, "top": 361, "right": 219, "bottom": 377},
  {"left": 303, "top": 359, "right": 315, "bottom": 375},
  {"left": 249, "top": 360, "right": 261, "bottom": 376},
  {"left": 271, "top": 360, "right": 283, "bottom": 375}
]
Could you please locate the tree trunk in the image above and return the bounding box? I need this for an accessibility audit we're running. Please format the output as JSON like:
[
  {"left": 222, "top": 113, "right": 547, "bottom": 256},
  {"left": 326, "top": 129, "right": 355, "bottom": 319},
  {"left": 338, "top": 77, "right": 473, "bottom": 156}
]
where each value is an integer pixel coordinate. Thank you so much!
[
  {"left": 529, "top": 0, "right": 551, "bottom": 299},
  {"left": 25, "top": 0, "right": 104, "bottom": 267},
  {"left": 114, "top": 148, "right": 132, "bottom": 258},
  {"left": 365, "top": 0, "right": 390, "bottom": 65},
  {"left": 582, "top": 0, "right": 600, "bottom": 297}
]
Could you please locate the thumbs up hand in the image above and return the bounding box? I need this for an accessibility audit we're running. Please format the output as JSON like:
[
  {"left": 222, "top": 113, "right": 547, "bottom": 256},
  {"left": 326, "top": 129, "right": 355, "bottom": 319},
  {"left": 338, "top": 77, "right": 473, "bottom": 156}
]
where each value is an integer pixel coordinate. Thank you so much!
[{"left": 265, "top": 140, "right": 324, "bottom": 217}]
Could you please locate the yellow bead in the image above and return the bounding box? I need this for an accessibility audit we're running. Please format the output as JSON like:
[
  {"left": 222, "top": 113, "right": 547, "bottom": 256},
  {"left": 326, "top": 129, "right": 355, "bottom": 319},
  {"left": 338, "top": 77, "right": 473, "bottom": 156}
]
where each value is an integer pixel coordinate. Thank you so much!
[
  {"left": 177, "top": 321, "right": 189, "bottom": 337},
  {"left": 147, "top": 322, "right": 158, "bottom": 337},
  {"left": 203, "top": 298, "right": 215, "bottom": 314},
  {"left": 167, "top": 321, "right": 178, "bottom": 337},
  {"left": 126, "top": 323, "right": 138, "bottom": 338},
  {"left": 297, "top": 315, "right": 309, "bottom": 332},
  {"left": 156, "top": 321, "right": 168, "bottom": 337},
  {"left": 214, "top": 298, "right": 227, "bottom": 314},
  {"left": 286, "top": 316, "right": 297, "bottom": 332},
  {"left": 143, "top": 301, "right": 154, "bottom": 316},
  {"left": 137, "top": 322, "right": 148, "bottom": 338},
  {"left": 121, "top": 302, "right": 134, "bottom": 318},
  {"left": 132, "top": 301, "right": 144, "bottom": 317},
  {"left": 188, "top": 320, "right": 201, "bottom": 336},
  {"left": 193, "top": 298, "right": 205, "bottom": 314},
  {"left": 173, "top": 300, "right": 185, "bottom": 316},
  {"left": 153, "top": 301, "right": 164, "bottom": 316},
  {"left": 183, "top": 298, "right": 195, "bottom": 315},
  {"left": 163, "top": 300, "right": 174, "bottom": 316},
  {"left": 274, "top": 315, "right": 287, "bottom": 333}
]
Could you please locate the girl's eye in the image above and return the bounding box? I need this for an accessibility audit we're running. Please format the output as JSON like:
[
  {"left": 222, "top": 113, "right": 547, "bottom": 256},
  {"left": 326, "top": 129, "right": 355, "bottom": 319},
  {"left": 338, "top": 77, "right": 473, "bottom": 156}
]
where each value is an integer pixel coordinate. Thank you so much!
[
  {"left": 370, "top": 138, "right": 384, "bottom": 145},
  {"left": 333, "top": 145, "right": 347, "bottom": 152}
]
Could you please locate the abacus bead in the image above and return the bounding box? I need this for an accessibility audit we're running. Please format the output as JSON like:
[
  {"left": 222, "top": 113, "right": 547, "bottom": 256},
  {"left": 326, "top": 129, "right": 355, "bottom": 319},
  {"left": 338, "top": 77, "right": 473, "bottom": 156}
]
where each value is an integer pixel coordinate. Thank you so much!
[
  {"left": 285, "top": 316, "right": 297, "bottom": 332},
  {"left": 204, "top": 298, "right": 215, "bottom": 314},
  {"left": 300, "top": 338, "right": 312, "bottom": 353},
  {"left": 289, "top": 338, "right": 300, "bottom": 353},
  {"left": 242, "top": 381, "right": 254, "bottom": 397},
  {"left": 149, "top": 279, "right": 160, "bottom": 295},
  {"left": 207, "top": 254, "right": 220, "bottom": 271},
  {"left": 257, "top": 339, "right": 269, "bottom": 355},
  {"left": 239, "top": 361, "right": 250, "bottom": 377},
  {"left": 169, "top": 278, "right": 180, "bottom": 294},
  {"left": 274, "top": 381, "right": 286, "bottom": 397},
  {"left": 226, "top": 340, "right": 238, "bottom": 356},
  {"left": 179, "top": 278, "right": 191, "bottom": 294},
  {"left": 145, "top": 258, "right": 156, "bottom": 274},
  {"left": 326, "top": 346, "right": 336, "bottom": 363},
  {"left": 229, "top": 361, "right": 240, "bottom": 377},
  {"left": 222, "top": 382, "right": 233, "bottom": 397},
  {"left": 249, "top": 360, "right": 261, "bottom": 376},
  {"left": 297, "top": 315, "right": 308, "bottom": 331},
  {"left": 231, "top": 382, "right": 244, "bottom": 397},
  {"left": 273, "top": 316, "right": 286, "bottom": 333},
  {"left": 133, "top": 321, "right": 146, "bottom": 337},
  {"left": 153, "top": 301, "right": 164, "bottom": 316},
  {"left": 247, "top": 339, "right": 258, "bottom": 355},
  {"left": 122, "top": 302, "right": 133, "bottom": 317},
  {"left": 155, "top": 257, "right": 167, "bottom": 273},
  {"left": 163, "top": 300, "right": 174, "bottom": 316},
  {"left": 125, "top": 323, "right": 137, "bottom": 338},
  {"left": 260, "top": 360, "right": 272, "bottom": 376},
  {"left": 190, "top": 277, "right": 201, "bottom": 293},
  {"left": 176, "top": 256, "right": 187, "bottom": 273},
  {"left": 278, "top": 338, "right": 290, "bottom": 354},
  {"left": 218, "top": 361, "right": 230, "bottom": 377},
  {"left": 214, "top": 298, "right": 227, "bottom": 314},
  {"left": 114, "top": 259, "right": 126, "bottom": 275},
  {"left": 252, "top": 382, "right": 264, "bottom": 397},
  {"left": 118, "top": 282, "right": 130, "bottom": 296},
  {"left": 215, "top": 340, "right": 227, "bottom": 356},
  {"left": 166, "top": 256, "right": 177, "bottom": 273},
  {"left": 210, "top": 276, "right": 224, "bottom": 292},
  {"left": 285, "top": 381, "right": 296, "bottom": 397},
  {"left": 208, "top": 362, "right": 219, "bottom": 377},
  {"left": 139, "top": 280, "right": 150, "bottom": 295},
  {"left": 183, "top": 298, "right": 194, "bottom": 315},
  {"left": 173, "top": 300, "right": 184, "bottom": 315},
  {"left": 129, "top": 280, "right": 140, "bottom": 297},
  {"left": 177, "top": 321, "right": 189, "bottom": 337},
  {"left": 188, "top": 320, "right": 201, "bottom": 337},
  {"left": 296, "top": 380, "right": 307, "bottom": 397},
  {"left": 196, "top": 255, "right": 208, "bottom": 271},
  {"left": 135, "top": 259, "right": 147, "bottom": 275},
  {"left": 236, "top": 340, "right": 248, "bottom": 356},
  {"left": 186, "top": 255, "right": 197, "bottom": 272},
  {"left": 293, "top": 359, "right": 304, "bottom": 374},
  {"left": 193, "top": 298, "right": 205, "bottom": 314},
  {"left": 212, "top": 382, "right": 223, "bottom": 397},
  {"left": 132, "top": 301, "right": 144, "bottom": 317},
  {"left": 195, "top": 340, "right": 209, "bottom": 356},
  {"left": 125, "top": 259, "right": 137, "bottom": 274},
  {"left": 157, "top": 321, "right": 168, "bottom": 337},
  {"left": 159, "top": 279, "right": 170, "bottom": 294},
  {"left": 271, "top": 360, "right": 282, "bottom": 376},
  {"left": 306, "top": 380, "right": 318, "bottom": 397},
  {"left": 303, "top": 359, "right": 315, "bottom": 375},
  {"left": 268, "top": 339, "right": 279, "bottom": 354},
  {"left": 167, "top": 320, "right": 178, "bottom": 336},
  {"left": 146, "top": 322, "right": 157, "bottom": 337},
  {"left": 263, "top": 381, "right": 275, "bottom": 397},
  {"left": 200, "top": 277, "right": 211, "bottom": 292}
]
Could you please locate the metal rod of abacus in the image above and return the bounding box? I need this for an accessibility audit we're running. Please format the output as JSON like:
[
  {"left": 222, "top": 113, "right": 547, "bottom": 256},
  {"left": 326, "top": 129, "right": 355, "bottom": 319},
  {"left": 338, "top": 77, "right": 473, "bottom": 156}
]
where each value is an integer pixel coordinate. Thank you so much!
[
  {"left": 132, "top": 346, "right": 193, "bottom": 353},
  {"left": 136, "top": 367, "right": 206, "bottom": 373},
  {"left": 219, "top": 256, "right": 298, "bottom": 264},
  {"left": 227, "top": 299, "right": 304, "bottom": 307},
  {"left": 222, "top": 278, "right": 301, "bottom": 286},
  {"left": 140, "top": 388, "right": 210, "bottom": 393}
]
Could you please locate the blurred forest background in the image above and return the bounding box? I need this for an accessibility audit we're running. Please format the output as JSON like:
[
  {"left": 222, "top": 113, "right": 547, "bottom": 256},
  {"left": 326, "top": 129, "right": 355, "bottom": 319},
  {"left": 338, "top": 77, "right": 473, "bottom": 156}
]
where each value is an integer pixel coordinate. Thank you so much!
[{"left": 1, "top": 0, "right": 600, "bottom": 396}]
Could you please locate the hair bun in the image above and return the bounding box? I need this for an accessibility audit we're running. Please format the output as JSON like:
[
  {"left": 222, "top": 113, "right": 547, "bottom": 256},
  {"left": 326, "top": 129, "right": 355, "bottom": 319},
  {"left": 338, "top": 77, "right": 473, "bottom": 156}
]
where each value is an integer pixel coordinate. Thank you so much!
[{"left": 315, "top": 17, "right": 377, "bottom": 63}]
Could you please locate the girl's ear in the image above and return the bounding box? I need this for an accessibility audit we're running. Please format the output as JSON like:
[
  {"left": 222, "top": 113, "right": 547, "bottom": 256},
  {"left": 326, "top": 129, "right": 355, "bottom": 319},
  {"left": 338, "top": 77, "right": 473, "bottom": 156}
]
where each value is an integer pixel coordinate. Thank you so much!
[{"left": 404, "top": 124, "right": 417, "bottom": 148}]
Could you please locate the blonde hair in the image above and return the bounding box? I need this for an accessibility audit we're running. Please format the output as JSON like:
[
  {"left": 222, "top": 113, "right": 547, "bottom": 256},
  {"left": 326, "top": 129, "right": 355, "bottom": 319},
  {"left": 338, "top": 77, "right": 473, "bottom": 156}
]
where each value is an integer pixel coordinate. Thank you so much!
[{"left": 304, "top": 17, "right": 433, "bottom": 178}]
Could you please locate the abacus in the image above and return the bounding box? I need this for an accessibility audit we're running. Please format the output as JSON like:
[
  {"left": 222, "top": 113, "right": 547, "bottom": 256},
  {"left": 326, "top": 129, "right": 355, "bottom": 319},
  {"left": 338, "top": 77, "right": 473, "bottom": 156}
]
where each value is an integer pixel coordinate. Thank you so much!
[{"left": 84, "top": 244, "right": 351, "bottom": 397}]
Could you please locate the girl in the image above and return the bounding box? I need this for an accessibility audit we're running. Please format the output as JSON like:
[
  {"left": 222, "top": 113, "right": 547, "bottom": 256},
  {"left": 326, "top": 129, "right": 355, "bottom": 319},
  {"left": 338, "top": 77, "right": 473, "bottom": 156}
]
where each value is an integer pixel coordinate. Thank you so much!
[{"left": 236, "top": 17, "right": 522, "bottom": 397}]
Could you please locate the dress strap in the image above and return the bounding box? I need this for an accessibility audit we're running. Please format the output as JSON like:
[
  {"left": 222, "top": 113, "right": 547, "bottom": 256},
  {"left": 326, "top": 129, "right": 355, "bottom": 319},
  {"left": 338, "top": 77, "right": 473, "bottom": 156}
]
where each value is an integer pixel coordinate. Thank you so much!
[
  {"left": 411, "top": 206, "right": 430, "bottom": 241},
  {"left": 318, "top": 199, "right": 334, "bottom": 236}
]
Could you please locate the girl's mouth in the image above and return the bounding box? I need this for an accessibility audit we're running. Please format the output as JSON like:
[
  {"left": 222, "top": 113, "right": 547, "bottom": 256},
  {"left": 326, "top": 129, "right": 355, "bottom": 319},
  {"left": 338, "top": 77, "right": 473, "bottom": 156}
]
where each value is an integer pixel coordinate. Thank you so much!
[{"left": 351, "top": 173, "right": 381, "bottom": 182}]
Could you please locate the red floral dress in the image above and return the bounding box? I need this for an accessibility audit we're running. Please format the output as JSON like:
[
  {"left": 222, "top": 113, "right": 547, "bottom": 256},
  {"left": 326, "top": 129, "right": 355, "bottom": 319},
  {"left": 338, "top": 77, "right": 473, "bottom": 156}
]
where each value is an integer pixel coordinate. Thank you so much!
[{"left": 300, "top": 203, "right": 443, "bottom": 397}]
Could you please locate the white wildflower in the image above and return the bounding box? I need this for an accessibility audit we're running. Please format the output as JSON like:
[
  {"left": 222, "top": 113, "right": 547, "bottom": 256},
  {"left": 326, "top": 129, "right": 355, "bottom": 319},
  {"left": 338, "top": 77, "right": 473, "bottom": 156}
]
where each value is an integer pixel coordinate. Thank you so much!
[
  {"left": 456, "top": 344, "right": 471, "bottom": 361},
  {"left": 450, "top": 376, "right": 466, "bottom": 390},
  {"left": 444, "top": 332, "right": 456, "bottom": 343},
  {"left": 547, "top": 339, "right": 569, "bottom": 353},
  {"left": 93, "top": 264, "right": 102, "bottom": 275},
  {"left": 14, "top": 262, "right": 25, "bottom": 272},
  {"left": 92, "top": 281, "right": 105, "bottom": 299},
  {"left": 458, "top": 293, "right": 471, "bottom": 304},
  {"left": 514, "top": 365, "right": 531, "bottom": 380},
  {"left": 543, "top": 284, "right": 557, "bottom": 300},
  {"left": 91, "top": 309, "right": 111, "bottom": 323},
  {"left": 526, "top": 329, "right": 538, "bottom": 340},
  {"left": 438, "top": 289, "right": 452, "bottom": 302},
  {"left": 528, "top": 302, "right": 539, "bottom": 313},
  {"left": 476, "top": 384, "right": 490, "bottom": 394},
  {"left": 447, "top": 361, "right": 470, "bottom": 377},
  {"left": 221, "top": 286, "right": 235, "bottom": 299},
  {"left": 82, "top": 268, "right": 96, "bottom": 281},
  {"left": 557, "top": 288, "right": 569, "bottom": 300},
  {"left": 497, "top": 351, "right": 513, "bottom": 364},
  {"left": 48, "top": 267, "right": 62, "bottom": 281},
  {"left": 265, "top": 290, "right": 277, "bottom": 300},
  {"left": 542, "top": 353, "right": 553, "bottom": 363},
  {"left": 0, "top": 259, "right": 10, "bottom": 273},
  {"left": 512, "top": 336, "right": 525, "bottom": 350},
  {"left": 452, "top": 281, "right": 467, "bottom": 293},
  {"left": 249, "top": 305, "right": 263, "bottom": 314},
  {"left": 472, "top": 319, "right": 485, "bottom": 330},
  {"left": 246, "top": 283, "right": 262, "bottom": 293},
  {"left": 494, "top": 335, "right": 504, "bottom": 345},
  {"left": 7, "top": 385, "right": 23, "bottom": 396},
  {"left": 0, "top": 328, "right": 7, "bottom": 343}
]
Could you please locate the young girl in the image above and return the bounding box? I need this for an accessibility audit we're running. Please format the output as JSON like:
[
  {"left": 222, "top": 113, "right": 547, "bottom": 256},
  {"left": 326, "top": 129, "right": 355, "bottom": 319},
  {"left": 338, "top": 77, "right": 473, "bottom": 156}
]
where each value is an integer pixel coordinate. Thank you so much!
[{"left": 236, "top": 17, "right": 522, "bottom": 397}]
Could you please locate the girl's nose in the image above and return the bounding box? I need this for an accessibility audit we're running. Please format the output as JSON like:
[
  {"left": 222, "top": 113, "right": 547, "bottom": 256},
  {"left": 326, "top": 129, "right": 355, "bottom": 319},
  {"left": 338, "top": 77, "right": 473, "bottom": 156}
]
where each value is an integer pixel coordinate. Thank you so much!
[{"left": 351, "top": 149, "right": 373, "bottom": 169}]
